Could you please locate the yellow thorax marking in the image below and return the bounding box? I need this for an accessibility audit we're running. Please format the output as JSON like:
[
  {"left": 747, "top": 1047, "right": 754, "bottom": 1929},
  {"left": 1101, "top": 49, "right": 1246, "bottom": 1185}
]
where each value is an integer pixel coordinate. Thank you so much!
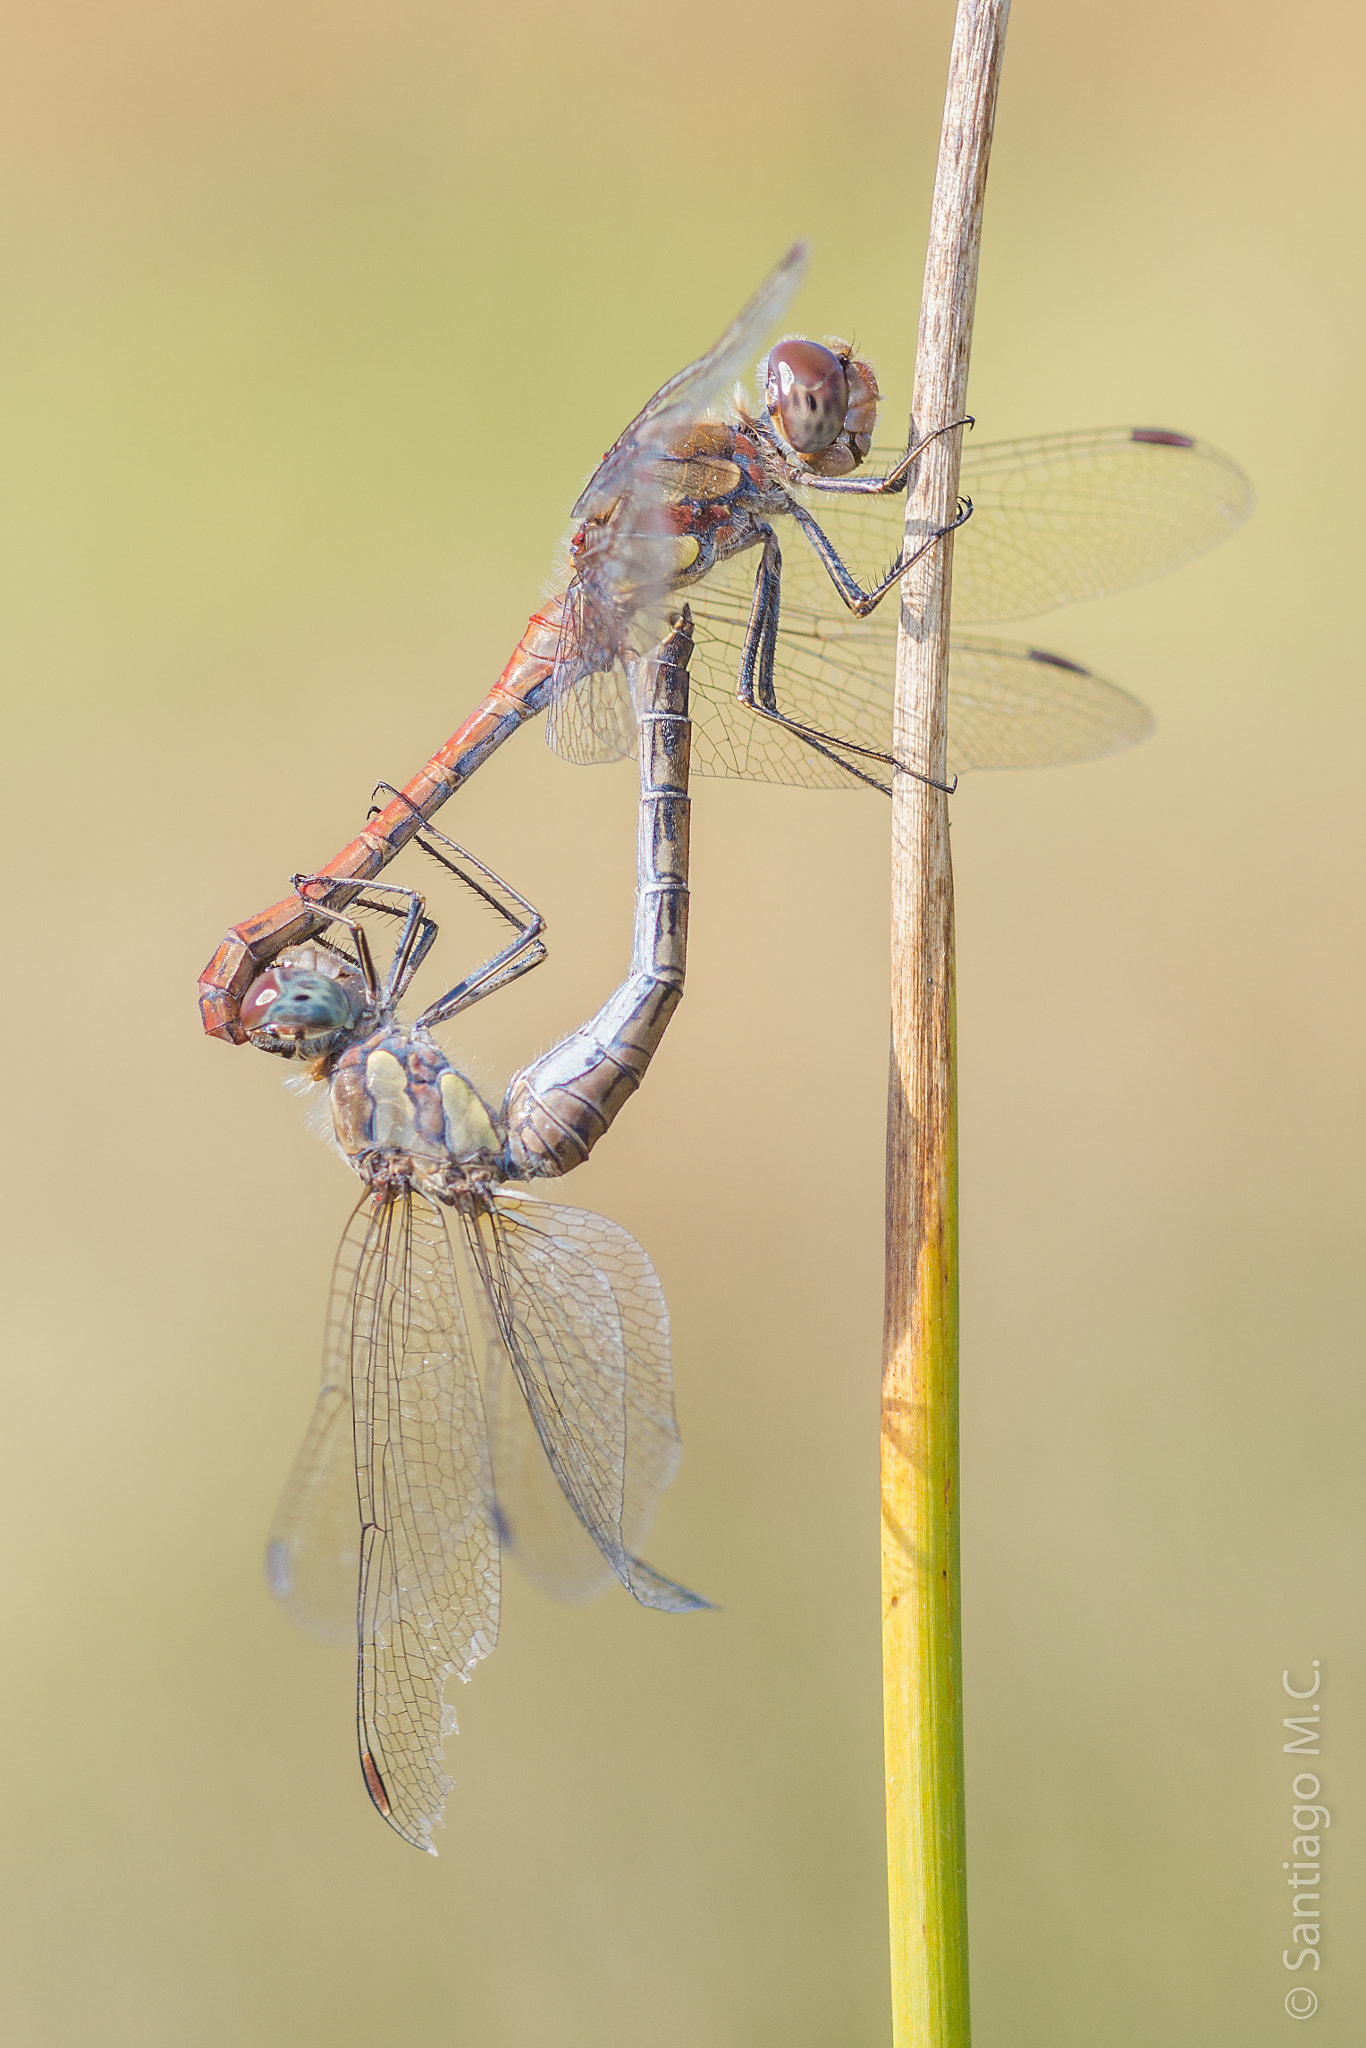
[
  {"left": 658, "top": 453, "right": 743, "bottom": 502},
  {"left": 440, "top": 1070, "right": 500, "bottom": 1162},
  {"left": 365, "top": 1048, "right": 417, "bottom": 1151}
]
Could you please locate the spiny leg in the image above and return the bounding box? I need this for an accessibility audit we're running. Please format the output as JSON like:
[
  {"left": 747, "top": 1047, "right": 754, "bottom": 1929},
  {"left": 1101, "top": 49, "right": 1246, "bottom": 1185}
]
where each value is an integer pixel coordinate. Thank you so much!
[
  {"left": 366, "top": 786, "right": 543, "bottom": 939},
  {"left": 787, "top": 494, "right": 973, "bottom": 618},
  {"left": 747, "top": 414, "right": 973, "bottom": 780},
  {"left": 732, "top": 529, "right": 958, "bottom": 794},
  {"left": 292, "top": 872, "right": 436, "bottom": 1009},
  {"left": 362, "top": 786, "right": 550, "bottom": 1027},
  {"left": 418, "top": 929, "right": 548, "bottom": 1029}
]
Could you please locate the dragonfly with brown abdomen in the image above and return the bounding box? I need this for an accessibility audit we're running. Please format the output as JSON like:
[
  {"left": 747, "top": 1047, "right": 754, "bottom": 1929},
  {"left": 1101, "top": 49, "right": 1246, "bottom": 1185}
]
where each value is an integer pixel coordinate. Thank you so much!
[
  {"left": 199, "top": 244, "right": 1253, "bottom": 1038},
  {"left": 247, "top": 615, "right": 700, "bottom": 1854}
]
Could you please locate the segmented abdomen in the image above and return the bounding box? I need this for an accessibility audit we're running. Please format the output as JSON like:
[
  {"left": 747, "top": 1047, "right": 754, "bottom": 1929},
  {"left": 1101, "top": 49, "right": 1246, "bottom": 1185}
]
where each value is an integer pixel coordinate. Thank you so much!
[{"left": 503, "top": 613, "right": 692, "bottom": 1178}]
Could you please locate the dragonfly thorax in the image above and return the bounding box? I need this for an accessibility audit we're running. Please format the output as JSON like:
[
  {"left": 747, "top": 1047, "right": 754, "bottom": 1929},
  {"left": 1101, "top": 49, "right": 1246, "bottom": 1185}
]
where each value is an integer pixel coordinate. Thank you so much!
[{"left": 331, "top": 1027, "right": 506, "bottom": 1201}]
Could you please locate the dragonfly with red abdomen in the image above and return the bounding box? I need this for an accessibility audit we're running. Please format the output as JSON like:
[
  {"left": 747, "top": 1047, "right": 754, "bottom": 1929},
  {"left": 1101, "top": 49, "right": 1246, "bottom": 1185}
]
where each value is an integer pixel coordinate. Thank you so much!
[
  {"left": 199, "top": 245, "right": 1253, "bottom": 1037},
  {"left": 249, "top": 616, "right": 700, "bottom": 1853}
]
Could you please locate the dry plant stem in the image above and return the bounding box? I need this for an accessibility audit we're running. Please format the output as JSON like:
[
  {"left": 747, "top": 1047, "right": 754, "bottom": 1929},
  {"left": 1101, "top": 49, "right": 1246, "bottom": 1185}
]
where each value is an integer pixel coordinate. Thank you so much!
[{"left": 882, "top": 4, "right": 1009, "bottom": 2046}]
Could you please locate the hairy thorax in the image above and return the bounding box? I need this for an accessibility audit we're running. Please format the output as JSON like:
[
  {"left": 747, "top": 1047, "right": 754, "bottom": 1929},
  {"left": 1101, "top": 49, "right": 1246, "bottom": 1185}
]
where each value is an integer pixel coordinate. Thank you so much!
[{"left": 329, "top": 1027, "right": 506, "bottom": 1203}]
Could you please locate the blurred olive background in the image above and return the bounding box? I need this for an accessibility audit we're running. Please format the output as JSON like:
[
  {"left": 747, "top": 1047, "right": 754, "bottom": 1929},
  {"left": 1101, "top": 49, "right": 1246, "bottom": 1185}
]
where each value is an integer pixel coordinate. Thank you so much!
[{"left": 2, "top": 1, "right": 1363, "bottom": 2042}]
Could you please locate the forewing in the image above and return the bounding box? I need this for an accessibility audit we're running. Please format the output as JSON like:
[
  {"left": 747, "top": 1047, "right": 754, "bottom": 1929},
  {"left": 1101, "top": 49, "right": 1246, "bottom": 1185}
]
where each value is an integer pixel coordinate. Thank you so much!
[
  {"left": 572, "top": 243, "right": 809, "bottom": 523},
  {"left": 545, "top": 246, "right": 809, "bottom": 770},
  {"left": 764, "top": 426, "right": 1253, "bottom": 632},
  {"left": 461, "top": 1191, "right": 705, "bottom": 1613},
  {"left": 685, "top": 563, "right": 1152, "bottom": 782},
  {"left": 953, "top": 427, "right": 1254, "bottom": 621},
  {"left": 347, "top": 1190, "right": 498, "bottom": 1854}
]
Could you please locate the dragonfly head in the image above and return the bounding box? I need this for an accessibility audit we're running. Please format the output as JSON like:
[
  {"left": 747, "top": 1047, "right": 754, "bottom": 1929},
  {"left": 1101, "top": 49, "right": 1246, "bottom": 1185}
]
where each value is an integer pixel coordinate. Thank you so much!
[
  {"left": 241, "top": 946, "right": 369, "bottom": 1061},
  {"left": 762, "top": 336, "right": 880, "bottom": 477}
]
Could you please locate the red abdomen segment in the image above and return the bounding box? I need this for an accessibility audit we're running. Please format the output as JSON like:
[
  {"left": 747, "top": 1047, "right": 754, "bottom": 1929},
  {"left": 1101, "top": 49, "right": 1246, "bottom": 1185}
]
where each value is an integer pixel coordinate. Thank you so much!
[
  {"left": 198, "top": 599, "right": 570, "bottom": 1040},
  {"left": 503, "top": 612, "right": 692, "bottom": 1177}
]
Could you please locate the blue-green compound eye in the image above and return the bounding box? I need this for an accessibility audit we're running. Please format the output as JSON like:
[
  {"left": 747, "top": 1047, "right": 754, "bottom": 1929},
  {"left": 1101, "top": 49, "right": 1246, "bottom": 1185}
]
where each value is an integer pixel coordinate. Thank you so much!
[{"left": 242, "top": 965, "right": 362, "bottom": 1054}]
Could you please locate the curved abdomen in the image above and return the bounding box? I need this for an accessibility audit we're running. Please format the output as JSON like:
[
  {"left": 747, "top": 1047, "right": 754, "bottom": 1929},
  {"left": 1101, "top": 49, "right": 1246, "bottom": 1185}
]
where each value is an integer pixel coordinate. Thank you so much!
[{"left": 503, "top": 612, "right": 692, "bottom": 1178}]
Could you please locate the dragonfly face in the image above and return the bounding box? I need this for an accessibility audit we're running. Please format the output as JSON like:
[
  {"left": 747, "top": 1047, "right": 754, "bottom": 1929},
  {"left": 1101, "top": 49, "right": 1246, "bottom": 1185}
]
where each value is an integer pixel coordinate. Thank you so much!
[
  {"left": 760, "top": 337, "right": 881, "bottom": 477},
  {"left": 766, "top": 338, "right": 848, "bottom": 451},
  {"left": 241, "top": 946, "right": 368, "bottom": 1060}
]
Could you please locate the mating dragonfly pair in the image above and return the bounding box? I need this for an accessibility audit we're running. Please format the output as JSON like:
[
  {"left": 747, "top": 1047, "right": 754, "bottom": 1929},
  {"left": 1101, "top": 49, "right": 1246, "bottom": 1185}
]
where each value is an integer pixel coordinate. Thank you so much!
[{"left": 206, "top": 244, "right": 1252, "bottom": 1852}]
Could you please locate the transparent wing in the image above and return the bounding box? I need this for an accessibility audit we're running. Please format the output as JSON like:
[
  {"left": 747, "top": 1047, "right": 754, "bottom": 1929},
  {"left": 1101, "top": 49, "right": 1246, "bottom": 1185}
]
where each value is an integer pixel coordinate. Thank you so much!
[
  {"left": 475, "top": 1283, "right": 623, "bottom": 1604},
  {"left": 944, "top": 638, "right": 1153, "bottom": 771},
  {"left": 572, "top": 243, "right": 809, "bottom": 522},
  {"left": 955, "top": 426, "right": 1255, "bottom": 620},
  {"left": 774, "top": 425, "right": 1253, "bottom": 630},
  {"left": 269, "top": 1189, "right": 499, "bottom": 1856},
  {"left": 550, "top": 419, "right": 1245, "bottom": 774},
  {"left": 684, "top": 564, "right": 1153, "bottom": 785},
  {"left": 546, "top": 245, "right": 810, "bottom": 769},
  {"left": 958, "top": 425, "right": 1253, "bottom": 618},
  {"left": 542, "top": 597, "right": 639, "bottom": 771},
  {"left": 265, "top": 1208, "right": 368, "bottom": 1646},
  {"left": 686, "top": 580, "right": 874, "bottom": 788},
  {"left": 461, "top": 1190, "right": 706, "bottom": 1614}
]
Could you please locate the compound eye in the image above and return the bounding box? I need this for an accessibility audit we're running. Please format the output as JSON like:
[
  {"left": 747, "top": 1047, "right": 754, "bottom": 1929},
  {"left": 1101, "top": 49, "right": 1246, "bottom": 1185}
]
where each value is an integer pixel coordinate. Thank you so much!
[
  {"left": 241, "top": 971, "right": 285, "bottom": 1030},
  {"left": 242, "top": 964, "right": 358, "bottom": 1048},
  {"left": 764, "top": 340, "right": 849, "bottom": 455}
]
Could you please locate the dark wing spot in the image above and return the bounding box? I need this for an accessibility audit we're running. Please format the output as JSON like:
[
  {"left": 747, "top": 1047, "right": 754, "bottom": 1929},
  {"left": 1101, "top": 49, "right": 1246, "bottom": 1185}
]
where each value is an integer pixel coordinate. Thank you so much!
[
  {"left": 1130, "top": 428, "right": 1195, "bottom": 448},
  {"left": 361, "top": 1750, "right": 392, "bottom": 1817},
  {"left": 1027, "top": 648, "right": 1089, "bottom": 674}
]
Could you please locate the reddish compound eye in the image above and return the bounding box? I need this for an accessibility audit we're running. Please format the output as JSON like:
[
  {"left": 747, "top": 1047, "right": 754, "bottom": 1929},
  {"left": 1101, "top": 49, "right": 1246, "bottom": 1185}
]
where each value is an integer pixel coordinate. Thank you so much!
[
  {"left": 764, "top": 339, "right": 850, "bottom": 455},
  {"left": 241, "top": 972, "right": 284, "bottom": 1027}
]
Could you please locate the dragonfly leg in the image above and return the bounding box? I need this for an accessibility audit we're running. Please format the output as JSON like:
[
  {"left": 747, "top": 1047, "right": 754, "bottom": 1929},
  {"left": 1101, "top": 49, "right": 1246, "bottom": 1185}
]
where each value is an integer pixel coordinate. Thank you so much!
[
  {"left": 361, "top": 786, "right": 550, "bottom": 1028},
  {"left": 198, "top": 597, "right": 572, "bottom": 1042},
  {"left": 292, "top": 873, "right": 436, "bottom": 1009},
  {"left": 787, "top": 494, "right": 973, "bottom": 618},
  {"left": 415, "top": 915, "right": 547, "bottom": 1028},
  {"left": 731, "top": 533, "right": 952, "bottom": 796},
  {"left": 370, "top": 787, "right": 544, "bottom": 946},
  {"left": 795, "top": 414, "right": 975, "bottom": 498}
]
